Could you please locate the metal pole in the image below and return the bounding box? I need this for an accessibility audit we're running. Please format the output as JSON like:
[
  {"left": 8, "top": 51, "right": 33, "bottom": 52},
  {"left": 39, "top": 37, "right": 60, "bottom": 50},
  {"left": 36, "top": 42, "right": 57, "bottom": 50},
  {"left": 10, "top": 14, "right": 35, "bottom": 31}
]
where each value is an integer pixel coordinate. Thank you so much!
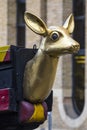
[{"left": 48, "top": 112, "right": 52, "bottom": 130}]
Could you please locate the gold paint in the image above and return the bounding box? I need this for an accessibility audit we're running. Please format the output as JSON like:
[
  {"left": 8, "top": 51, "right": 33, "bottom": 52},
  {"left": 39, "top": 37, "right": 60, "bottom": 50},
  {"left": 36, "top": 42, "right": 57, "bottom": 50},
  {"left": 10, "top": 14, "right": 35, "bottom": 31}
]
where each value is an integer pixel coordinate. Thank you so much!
[
  {"left": 28, "top": 104, "right": 45, "bottom": 122},
  {"left": 23, "top": 12, "right": 80, "bottom": 103}
]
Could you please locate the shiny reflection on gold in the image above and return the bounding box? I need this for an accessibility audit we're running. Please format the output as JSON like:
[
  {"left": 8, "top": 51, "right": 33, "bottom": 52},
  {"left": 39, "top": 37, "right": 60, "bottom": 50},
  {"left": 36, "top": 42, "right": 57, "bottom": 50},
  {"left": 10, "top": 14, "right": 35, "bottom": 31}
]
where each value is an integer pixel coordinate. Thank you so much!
[{"left": 23, "top": 12, "right": 80, "bottom": 103}]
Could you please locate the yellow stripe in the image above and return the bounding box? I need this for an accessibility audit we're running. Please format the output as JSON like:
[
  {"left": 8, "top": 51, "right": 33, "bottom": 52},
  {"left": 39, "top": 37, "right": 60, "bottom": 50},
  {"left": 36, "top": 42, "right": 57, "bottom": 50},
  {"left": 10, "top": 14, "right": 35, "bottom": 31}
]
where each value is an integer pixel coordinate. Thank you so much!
[
  {"left": 0, "top": 45, "right": 10, "bottom": 62},
  {"left": 28, "top": 104, "right": 45, "bottom": 122},
  {"left": 75, "top": 56, "right": 85, "bottom": 59},
  {"left": 76, "top": 60, "right": 85, "bottom": 64}
]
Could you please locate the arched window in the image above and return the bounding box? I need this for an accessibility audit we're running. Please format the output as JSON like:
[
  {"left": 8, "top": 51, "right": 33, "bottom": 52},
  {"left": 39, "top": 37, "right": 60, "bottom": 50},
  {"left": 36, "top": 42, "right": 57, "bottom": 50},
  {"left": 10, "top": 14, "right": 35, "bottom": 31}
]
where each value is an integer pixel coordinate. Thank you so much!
[{"left": 72, "top": 0, "right": 85, "bottom": 115}]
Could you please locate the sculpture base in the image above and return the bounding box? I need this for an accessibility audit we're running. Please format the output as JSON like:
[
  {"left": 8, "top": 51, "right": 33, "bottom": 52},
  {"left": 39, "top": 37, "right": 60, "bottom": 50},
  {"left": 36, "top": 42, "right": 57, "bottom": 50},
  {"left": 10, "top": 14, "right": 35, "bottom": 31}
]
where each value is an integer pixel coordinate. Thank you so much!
[{"left": 19, "top": 101, "right": 48, "bottom": 123}]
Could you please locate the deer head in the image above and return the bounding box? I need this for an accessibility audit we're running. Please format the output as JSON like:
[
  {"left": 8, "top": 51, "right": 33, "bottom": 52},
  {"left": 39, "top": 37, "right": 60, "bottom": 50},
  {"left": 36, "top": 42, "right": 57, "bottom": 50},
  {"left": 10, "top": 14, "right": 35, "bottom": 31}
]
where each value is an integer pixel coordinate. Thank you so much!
[{"left": 24, "top": 12, "right": 80, "bottom": 57}]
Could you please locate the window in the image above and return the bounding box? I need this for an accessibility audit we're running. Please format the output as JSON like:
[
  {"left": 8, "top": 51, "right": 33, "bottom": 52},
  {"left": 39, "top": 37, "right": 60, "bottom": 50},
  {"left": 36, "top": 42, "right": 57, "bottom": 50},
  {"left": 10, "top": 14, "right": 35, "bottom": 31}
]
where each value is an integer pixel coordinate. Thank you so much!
[
  {"left": 17, "top": 0, "right": 26, "bottom": 47},
  {"left": 72, "top": 0, "right": 85, "bottom": 115}
]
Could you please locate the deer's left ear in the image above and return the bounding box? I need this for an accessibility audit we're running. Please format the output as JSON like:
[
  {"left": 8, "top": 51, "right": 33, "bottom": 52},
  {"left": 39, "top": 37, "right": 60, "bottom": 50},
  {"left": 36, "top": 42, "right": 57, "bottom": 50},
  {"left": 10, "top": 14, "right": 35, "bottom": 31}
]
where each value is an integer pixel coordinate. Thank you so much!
[
  {"left": 24, "top": 11, "right": 48, "bottom": 36},
  {"left": 63, "top": 14, "right": 75, "bottom": 34}
]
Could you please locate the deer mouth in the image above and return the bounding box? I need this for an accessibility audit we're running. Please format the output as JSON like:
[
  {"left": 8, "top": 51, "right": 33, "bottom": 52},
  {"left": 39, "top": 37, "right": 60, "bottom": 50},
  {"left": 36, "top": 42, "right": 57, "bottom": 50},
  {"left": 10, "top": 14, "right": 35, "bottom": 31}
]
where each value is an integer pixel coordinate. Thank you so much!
[
  {"left": 61, "top": 45, "right": 80, "bottom": 55},
  {"left": 68, "top": 44, "right": 80, "bottom": 53}
]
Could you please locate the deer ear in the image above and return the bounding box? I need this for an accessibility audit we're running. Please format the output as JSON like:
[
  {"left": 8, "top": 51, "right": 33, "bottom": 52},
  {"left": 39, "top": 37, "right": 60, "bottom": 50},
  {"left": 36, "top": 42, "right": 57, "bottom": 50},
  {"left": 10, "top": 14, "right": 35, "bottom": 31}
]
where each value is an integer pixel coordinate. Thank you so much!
[
  {"left": 63, "top": 14, "right": 75, "bottom": 34},
  {"left": 24, "top": 11, "right": 48, "bottom": 36}
]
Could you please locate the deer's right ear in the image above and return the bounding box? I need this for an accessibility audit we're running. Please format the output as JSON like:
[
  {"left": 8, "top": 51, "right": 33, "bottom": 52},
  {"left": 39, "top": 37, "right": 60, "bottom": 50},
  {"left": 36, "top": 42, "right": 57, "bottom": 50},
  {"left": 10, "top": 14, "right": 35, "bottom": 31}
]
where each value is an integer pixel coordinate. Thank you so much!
[
  {"left": 24, "top": 11, "right": 48, "bottom": 36},
  {"left": 63, "top": 14, "right": 75, "bottom": 34}
]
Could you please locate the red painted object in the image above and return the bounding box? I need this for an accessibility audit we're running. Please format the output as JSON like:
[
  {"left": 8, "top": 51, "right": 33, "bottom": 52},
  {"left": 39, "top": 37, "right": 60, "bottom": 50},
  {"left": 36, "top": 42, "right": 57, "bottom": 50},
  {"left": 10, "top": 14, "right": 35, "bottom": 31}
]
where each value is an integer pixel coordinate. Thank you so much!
[
  {"left": 19, "top": 101, "right": 47, "bottom": 123},
  {"left": 19, "top": 101, "right": 34, "bottom": 122},
  {"left": 0, "top": 88, "right": 10, "bottom": 111},
  {"left": 4, "top": 51, "right": 10, "bottom": 62}
]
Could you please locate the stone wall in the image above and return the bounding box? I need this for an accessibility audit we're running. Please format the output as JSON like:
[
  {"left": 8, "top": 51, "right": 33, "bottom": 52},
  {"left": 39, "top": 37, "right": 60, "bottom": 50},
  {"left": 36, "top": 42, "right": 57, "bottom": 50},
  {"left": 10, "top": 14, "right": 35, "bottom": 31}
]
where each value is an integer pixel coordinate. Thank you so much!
[
  {"left": 0, "top": 0, "right": 8, "bottom": 45},
  {"left": 26, "top": 0, "right": 41, "bottom": 48},
  {"left": 7, "top": 0, "right": 17, "bottom": 45},
  {"left": 0, "top": 0, "right": 17, "bottom": 46}
]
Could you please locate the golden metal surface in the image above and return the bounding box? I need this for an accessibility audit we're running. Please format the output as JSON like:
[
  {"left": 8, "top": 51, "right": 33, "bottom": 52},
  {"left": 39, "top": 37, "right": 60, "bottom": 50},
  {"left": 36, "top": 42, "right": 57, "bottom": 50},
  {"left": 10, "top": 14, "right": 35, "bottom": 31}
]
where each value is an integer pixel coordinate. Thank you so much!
[{"left": 23, "top": 12, "right": 80, "bottom": 103}]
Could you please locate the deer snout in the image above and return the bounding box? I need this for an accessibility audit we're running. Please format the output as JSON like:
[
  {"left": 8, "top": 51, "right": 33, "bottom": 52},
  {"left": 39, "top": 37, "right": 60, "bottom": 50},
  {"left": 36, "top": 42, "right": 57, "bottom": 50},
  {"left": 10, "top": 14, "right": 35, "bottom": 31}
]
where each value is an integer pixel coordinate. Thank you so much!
[{"left": 69, "top": 42, "right": 80, "bottom": 53}]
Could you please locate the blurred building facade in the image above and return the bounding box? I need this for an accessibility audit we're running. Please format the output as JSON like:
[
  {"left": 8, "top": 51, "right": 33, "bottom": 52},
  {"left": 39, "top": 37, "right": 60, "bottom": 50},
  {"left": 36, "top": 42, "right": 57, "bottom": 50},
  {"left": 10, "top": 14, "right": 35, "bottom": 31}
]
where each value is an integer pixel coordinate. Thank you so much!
[{"left": 0, "top": 0, "right": 87, "bottom": 130}]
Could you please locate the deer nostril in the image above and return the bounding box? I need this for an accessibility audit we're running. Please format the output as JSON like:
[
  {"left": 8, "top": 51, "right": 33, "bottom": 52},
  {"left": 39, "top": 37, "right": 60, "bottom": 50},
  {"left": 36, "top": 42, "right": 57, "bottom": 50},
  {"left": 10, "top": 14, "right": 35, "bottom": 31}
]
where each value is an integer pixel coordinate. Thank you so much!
[
  {"left": 76, "top": 45, "right": 80, "bottom": 49},
  {"left": 73, "top": 45, "right": 80, "bottom": 51},
  {"left": 69, "top": 44, "right": 80, "bottom": 52}
]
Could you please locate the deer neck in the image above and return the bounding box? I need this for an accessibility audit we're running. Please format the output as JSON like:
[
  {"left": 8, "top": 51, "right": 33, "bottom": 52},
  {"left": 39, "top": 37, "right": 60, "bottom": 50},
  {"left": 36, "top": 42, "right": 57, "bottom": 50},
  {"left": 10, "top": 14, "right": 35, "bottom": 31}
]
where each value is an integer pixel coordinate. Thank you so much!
[
  {"left": 23, "top": 48, "right": 59, "bottom": 102},
  {"left": 33, "top": 48, "right": 59, "bottom": 83}
]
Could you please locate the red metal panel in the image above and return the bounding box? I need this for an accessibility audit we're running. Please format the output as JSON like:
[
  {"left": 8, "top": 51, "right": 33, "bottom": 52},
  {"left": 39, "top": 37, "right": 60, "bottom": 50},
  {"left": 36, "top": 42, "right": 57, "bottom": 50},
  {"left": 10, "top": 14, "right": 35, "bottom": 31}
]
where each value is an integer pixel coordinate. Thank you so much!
[
  {"left": 4, "top": 51, "right": 10, "bottom": 62},
  {"left": 0, "top": 88, "right": 10, "bottom": 111}
]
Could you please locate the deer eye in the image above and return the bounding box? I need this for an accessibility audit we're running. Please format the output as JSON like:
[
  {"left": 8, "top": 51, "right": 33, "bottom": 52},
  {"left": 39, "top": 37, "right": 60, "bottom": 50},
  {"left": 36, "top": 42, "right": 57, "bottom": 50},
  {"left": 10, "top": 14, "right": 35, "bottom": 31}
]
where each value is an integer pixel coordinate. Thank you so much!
[{"left": 50, "top": 31, "right": 59, "bottom": 41}]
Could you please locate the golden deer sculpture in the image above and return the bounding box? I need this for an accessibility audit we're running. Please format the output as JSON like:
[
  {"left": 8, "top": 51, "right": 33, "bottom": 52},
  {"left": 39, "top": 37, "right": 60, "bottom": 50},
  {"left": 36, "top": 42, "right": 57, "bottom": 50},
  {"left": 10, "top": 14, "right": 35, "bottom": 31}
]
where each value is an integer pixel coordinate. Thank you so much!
[{"left": 23, "top": 12, "right": 80, "bottom": 103}]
